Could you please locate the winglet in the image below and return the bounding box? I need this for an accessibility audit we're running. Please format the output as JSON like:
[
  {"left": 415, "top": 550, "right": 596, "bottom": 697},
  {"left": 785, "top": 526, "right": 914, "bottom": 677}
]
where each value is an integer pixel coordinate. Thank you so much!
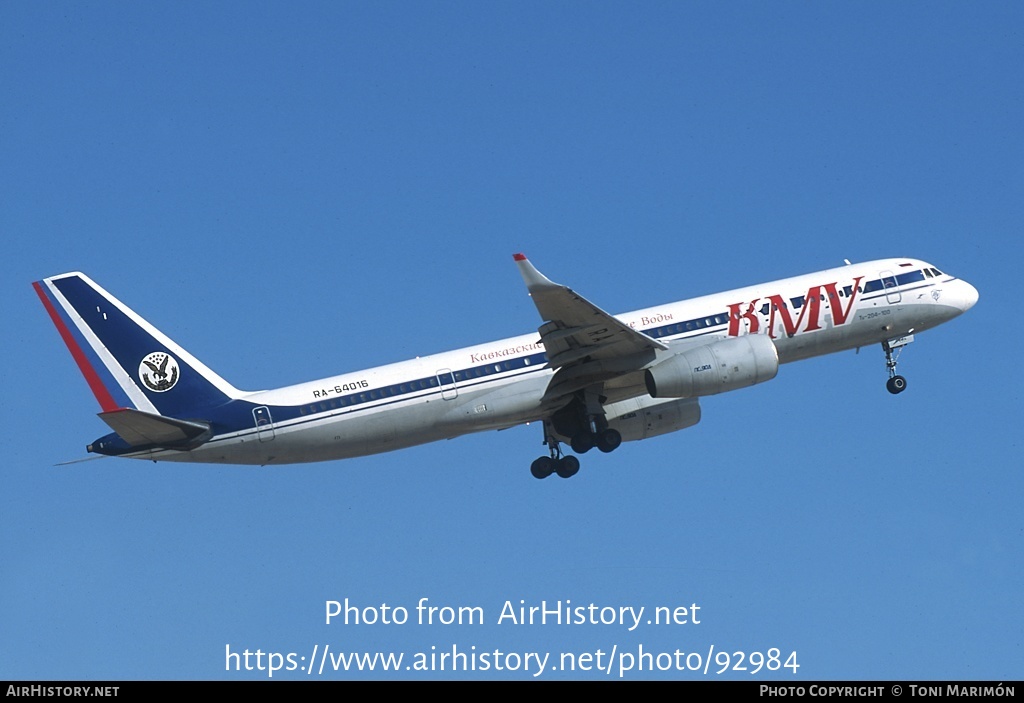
[{"left": 513, "top": 253, "right": 559, "bottom": 292}]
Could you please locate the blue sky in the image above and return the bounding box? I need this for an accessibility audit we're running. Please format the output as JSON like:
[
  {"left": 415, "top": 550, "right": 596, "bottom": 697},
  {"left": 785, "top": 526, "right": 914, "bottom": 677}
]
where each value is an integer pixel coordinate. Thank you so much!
[{"left": 2, "top": 2, "right": 1020, "bottom": 680}]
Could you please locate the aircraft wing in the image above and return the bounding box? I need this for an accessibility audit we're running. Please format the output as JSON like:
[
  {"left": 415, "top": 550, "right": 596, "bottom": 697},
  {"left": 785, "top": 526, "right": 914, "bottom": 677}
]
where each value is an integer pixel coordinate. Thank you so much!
[{"left": 514, "top": 254, "right": 667, "bottom": 403}]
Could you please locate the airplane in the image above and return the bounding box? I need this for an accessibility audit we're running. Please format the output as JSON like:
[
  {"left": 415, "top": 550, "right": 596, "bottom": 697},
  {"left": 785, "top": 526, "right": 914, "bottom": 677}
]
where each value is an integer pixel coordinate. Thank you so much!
[{"left": 33, "top": 255, "right": 978, "bottom": 479}]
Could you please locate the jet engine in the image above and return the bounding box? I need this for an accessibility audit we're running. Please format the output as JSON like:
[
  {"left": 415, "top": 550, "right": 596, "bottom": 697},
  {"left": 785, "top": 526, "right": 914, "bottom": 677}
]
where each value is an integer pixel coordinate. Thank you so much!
[
  {"left": 644, "top": 335, "right": 778, "bottom": 398},
  {"left": 605, "top": 396, "right": 702, "bottom": 442}
]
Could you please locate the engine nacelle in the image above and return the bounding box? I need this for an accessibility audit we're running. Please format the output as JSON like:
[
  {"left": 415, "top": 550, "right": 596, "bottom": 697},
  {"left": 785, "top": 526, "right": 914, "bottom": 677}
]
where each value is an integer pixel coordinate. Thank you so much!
[
  {"left": 644, "top": 334, "right": 779, "bottom": 398},
  {"left": 606, "top": 396, "right": 701, "bottom": 442}
]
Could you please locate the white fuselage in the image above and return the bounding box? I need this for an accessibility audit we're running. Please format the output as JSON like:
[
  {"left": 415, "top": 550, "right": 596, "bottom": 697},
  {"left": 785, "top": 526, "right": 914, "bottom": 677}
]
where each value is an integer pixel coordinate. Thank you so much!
[{"left": 131, "top": 258, "right": 978, "bottom": 465}]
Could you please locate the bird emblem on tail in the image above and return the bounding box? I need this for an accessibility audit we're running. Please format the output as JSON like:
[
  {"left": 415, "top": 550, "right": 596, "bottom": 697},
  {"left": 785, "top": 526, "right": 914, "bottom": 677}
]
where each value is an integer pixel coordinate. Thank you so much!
[{"left": 139, "top": 352, "right": 179, "bottom": 392}]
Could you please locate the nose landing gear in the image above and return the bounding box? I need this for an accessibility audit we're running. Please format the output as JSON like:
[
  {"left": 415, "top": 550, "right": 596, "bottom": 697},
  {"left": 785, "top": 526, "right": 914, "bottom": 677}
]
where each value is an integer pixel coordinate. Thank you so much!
[
  {"left": 882, "top": 336, "right": 913, "bottom": 395},
  {"left": 886, "top": 374, "right": 907, "bottom": 394}
]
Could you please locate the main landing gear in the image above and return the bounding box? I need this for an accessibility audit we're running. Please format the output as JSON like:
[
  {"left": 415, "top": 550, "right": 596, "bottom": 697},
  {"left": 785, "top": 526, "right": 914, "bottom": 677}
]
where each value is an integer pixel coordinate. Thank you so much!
[
  {"left": 882, "top": 338, "right": 908, "bottom": 395},
  {"left": 570, "top": 427, "right": 623, "bottom": 454},
  {"left": 530, "top": 430, "right": 622, "bottom": 480},
  {"left": 530, "top": 452, "right": 580, "bottom": 480},
  {"left": 530, "top": 388, "right": 624, "bottom": 479}
]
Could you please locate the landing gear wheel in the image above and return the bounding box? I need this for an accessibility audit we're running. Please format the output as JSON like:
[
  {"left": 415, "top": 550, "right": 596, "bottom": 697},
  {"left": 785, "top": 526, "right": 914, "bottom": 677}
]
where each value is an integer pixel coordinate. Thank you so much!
[
  {"left": 570, "top": 432, "right": 594, "bottom": 454},
  {"left": 886, "top": 375, "right": 907, "bottom": 395},
  {"left": 531, "top": 456, "right": 555, "bottom": 479},
  {"left": 555, "top": 455, "right": 580, "bottom": 478},
  {"left": 882, "top": 339, "right": 911, "bottom": 396},
  {"left": 596, "top": 428, "right": 622, "bottom": 453}
]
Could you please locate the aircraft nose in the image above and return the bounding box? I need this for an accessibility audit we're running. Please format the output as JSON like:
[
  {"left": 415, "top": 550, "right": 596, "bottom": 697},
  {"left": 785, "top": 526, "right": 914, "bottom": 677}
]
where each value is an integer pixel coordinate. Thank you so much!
[{"left": 959, "top": 280, "right": 979, "bottom": 312}]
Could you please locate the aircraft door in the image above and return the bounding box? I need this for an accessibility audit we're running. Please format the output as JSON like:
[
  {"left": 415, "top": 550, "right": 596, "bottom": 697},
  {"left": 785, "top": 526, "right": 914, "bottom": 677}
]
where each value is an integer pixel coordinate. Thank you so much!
[
  {"left": 436, "top": 368, "right": 458, "bottom": 400},
  {"left": 880, "top": 270, "right": 901, "bottom": 304},
  {"left": 253, "top": 406, "right": 275, "bottom": 442}
]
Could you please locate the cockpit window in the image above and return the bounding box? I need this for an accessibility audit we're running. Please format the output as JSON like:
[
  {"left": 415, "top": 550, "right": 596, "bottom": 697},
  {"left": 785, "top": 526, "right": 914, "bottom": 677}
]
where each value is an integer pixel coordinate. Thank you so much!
[{"left": 896, "top": 270, "right": 925, "bottom": 285}]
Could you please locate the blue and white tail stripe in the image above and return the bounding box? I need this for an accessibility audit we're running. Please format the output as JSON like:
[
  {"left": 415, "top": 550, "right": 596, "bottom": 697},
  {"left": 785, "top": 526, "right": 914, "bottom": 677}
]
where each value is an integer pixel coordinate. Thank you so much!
[{"left": 34, "top": 272, "right": 242, "bottom": 419}]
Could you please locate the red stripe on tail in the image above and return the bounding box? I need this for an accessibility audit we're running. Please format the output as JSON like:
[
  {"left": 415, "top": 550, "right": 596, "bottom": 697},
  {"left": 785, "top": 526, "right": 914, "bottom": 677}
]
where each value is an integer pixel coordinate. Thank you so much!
[{"left": 33, "top": 280, "right": 119, "bottom": 412}]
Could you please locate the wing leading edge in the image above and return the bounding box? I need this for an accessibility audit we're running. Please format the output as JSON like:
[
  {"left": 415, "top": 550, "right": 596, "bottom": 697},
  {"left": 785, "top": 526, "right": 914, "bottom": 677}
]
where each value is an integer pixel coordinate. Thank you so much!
[{"left": 513, "top": 253, "right": 667, "bottom": 406}]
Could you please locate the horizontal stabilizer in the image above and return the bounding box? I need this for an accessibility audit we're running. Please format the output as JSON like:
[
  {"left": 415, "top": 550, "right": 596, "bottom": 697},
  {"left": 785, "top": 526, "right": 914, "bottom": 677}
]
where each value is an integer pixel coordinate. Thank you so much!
[{"left": 97, "top": 408, "right": 211, "bottom": 448}]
